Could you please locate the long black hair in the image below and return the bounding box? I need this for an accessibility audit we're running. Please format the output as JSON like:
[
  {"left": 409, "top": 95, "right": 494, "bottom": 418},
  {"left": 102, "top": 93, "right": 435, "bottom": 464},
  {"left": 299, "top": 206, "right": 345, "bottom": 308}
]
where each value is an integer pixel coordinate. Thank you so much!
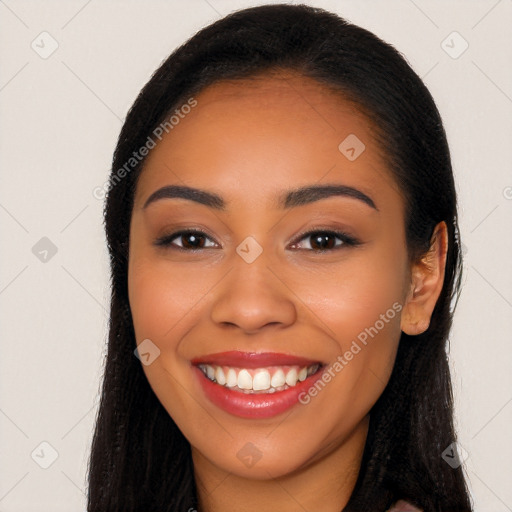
[{"left": 87, "top": 4, "right": 472, "bottom": 511}]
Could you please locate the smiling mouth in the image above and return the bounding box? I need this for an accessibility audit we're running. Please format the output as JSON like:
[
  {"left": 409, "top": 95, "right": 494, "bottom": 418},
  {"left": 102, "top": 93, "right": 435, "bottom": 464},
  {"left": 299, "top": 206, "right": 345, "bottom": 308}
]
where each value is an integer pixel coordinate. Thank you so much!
[
  {"left": 191, "top": 351, "right": 326, "bottom": 418},
  {"left": 197, "top": 363, "right": 321, "bottom": 394}
]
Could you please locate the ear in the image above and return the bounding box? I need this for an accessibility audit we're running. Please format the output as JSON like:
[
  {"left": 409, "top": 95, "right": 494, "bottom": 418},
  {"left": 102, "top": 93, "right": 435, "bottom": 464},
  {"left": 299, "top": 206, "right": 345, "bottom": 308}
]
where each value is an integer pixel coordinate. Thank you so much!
[{"left": 400, "top": 221, "right": 448, "bottom": 336}]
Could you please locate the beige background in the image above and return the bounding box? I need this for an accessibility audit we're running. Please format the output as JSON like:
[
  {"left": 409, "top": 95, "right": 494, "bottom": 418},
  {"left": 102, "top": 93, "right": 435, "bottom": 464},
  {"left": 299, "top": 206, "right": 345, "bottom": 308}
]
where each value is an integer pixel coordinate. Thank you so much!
[{"left": 1, "top": 0, "right": 511, "bottom": 510}]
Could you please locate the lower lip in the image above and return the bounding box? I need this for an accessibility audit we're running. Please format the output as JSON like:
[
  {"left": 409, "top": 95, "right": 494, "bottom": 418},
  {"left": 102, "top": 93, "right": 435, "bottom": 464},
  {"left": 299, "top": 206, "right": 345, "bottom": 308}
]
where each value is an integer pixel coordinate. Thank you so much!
[{"left": 193, "top": 366, "right": 323, "bottom": 419}]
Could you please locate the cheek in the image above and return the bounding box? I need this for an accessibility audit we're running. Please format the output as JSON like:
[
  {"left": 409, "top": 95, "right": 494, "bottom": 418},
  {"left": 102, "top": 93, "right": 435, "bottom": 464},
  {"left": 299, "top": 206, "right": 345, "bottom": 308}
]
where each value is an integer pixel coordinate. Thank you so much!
[
  {"left": 295, "top": 250, "right": 406, "bottom": 398},
  {"left": 290, "top": 270, "right": 403, "bottom": 442},
  {"left": 128, "top": 259, "right": 208, "bottom": 416},
  {"left": 128, "top": 258, "right": 207, "bottom": 346},
  {"left": 300, "top": 254, "right": 405, "bottom": 345}
]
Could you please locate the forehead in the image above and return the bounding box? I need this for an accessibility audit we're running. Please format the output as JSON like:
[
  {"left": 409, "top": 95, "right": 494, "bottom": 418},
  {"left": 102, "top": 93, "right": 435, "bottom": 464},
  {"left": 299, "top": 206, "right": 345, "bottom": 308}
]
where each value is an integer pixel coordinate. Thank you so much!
[{"left": 134, "top": 73, "right": 401, "bottom": 212}]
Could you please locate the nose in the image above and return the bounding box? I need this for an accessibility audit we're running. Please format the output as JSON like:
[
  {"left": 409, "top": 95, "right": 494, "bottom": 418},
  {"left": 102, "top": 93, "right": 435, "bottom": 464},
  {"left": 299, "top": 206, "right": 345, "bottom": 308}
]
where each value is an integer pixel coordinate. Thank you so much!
[{"left": 210, "top": 255, "right": 297, "bottom": 334}]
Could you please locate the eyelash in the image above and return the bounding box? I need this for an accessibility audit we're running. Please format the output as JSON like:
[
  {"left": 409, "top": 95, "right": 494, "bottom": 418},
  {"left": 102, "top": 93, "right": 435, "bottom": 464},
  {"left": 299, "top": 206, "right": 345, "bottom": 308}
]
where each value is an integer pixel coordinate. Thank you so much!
[{"left": 153, "top": 227, "right": 362, "bottom": 252}]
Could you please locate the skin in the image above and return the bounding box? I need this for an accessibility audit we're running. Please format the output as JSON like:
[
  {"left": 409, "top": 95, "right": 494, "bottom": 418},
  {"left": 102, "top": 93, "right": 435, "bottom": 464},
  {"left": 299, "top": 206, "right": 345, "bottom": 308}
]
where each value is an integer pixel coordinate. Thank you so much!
[{"left": 128, "top": 71, "right": 448, "bottom": 512}]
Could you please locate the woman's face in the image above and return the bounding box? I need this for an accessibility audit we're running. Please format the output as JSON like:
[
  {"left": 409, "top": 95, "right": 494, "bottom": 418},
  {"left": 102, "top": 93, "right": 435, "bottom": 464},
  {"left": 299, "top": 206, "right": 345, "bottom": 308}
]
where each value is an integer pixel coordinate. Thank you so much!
[{"left": 128, "top": 73, "right": 413, "bottom": 480}]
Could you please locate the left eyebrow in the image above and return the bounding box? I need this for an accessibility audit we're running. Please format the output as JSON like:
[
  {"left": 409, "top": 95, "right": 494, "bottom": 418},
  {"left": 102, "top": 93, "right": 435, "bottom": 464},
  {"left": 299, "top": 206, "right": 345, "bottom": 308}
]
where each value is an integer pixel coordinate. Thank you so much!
[
  {"left": 142, "top": 183, "right": 378, "bottom": 211},
  {"left": 279, "top": 183, "right": 377, "bottom": 211}
]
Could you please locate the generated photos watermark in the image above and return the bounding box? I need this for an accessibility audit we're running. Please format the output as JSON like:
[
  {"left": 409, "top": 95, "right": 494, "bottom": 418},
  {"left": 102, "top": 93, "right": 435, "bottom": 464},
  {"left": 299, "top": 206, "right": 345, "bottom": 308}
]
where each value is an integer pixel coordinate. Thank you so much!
[
  {"left": 298, "top": 301, "right": 403, "bottom": 404},
  {"left": 93, "top": 97, "right": 197, "bottom": 200}
]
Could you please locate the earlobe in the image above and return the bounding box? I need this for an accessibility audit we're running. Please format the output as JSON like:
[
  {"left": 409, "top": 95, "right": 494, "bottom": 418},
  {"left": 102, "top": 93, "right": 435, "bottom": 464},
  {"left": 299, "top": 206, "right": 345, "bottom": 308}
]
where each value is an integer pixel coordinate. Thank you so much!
[{"left": 400, "top": 221, "right": 448, "bottom": 336}]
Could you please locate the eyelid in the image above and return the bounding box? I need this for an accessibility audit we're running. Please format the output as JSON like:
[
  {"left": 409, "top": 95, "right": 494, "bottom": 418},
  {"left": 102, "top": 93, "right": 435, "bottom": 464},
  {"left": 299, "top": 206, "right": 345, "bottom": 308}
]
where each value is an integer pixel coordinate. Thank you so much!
[
  {"left": 288, "top": 226, "right": 361, "bottom": 250},
  {"left": 154, "top": 228, "right": 220, "bottom": 249}
]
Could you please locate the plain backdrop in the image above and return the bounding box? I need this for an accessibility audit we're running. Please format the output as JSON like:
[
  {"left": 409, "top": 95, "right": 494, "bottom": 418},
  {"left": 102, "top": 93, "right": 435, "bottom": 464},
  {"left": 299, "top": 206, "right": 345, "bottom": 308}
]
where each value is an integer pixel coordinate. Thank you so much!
[{"left": 1, "top": 0, "right": 511, "bottom": 510}]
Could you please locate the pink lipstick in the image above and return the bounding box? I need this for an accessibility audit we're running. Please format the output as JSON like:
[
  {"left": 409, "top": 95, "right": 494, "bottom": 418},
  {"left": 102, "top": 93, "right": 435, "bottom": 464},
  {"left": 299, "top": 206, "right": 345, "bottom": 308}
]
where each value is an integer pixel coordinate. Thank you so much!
[{"left": 191, "top": 351, "right": 324, "bottom": 418}]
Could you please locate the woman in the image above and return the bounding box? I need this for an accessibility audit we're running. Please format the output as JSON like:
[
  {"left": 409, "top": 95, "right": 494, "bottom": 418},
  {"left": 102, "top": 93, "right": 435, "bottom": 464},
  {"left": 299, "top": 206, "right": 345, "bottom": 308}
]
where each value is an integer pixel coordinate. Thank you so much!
[{"left": 87, "top": 4, "right": 473, "bottom": 511}]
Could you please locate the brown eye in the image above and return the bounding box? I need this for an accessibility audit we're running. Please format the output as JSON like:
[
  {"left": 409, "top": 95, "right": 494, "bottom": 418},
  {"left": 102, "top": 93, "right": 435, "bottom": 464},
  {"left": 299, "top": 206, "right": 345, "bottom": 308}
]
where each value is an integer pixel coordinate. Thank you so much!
[
  {"left": 289, "top": 230, "right": 360, "bottom": 252},
  {"left": 307, "top": 232, "right": 337, "bottom": 250},
  {"left": 154, "top": 230, "right": 217, "bottom": 250}
]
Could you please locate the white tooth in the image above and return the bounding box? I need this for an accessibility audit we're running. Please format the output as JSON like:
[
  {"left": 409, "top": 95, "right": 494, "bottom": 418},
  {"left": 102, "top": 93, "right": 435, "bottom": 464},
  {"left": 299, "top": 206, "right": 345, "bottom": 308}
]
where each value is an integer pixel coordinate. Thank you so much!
[
  {"left": 253, "top": 370, "right": 271, "bottom": 391},
  {"left": 205, "top": 365, "right": 215, "bottom": 380},
  {"left": 298, "top": 367, "right": 307, "bottom": 382},
  {"left": 226, "top": 368, "right": 237, "bottom": 387},
  {"left": 271, "top": 369, "right": 286, "bottom": 388},
  {"left": 215, "top": 366, "right": 226, "bottom": 385},
  {"left": 285, "top": 368, "right": 298, "bottom": 387},
  {"left": 238, "top": 369, "right": 253, "bottom": 390}
]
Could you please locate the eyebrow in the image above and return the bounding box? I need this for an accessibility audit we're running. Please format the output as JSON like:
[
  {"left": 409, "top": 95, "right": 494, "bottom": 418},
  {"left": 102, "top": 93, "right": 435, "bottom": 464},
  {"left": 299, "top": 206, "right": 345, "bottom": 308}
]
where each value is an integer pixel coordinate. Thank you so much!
[{"left": 142, "top": 183, "right": 378, "bottom": 211}]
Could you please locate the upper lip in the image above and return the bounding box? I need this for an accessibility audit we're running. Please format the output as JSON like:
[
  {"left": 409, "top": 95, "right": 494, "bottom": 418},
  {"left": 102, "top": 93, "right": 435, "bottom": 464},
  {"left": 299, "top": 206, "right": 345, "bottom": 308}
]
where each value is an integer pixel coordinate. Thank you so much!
[{"left": 191, "top": 351, "right": 322, "bottom": 368}]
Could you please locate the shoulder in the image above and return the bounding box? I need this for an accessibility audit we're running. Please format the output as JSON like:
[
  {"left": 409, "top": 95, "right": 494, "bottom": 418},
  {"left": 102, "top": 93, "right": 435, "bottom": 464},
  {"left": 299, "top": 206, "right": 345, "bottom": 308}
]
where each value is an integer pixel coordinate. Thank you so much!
[{"left": 387, "top": 499, "right": 423, "bottom": 512}]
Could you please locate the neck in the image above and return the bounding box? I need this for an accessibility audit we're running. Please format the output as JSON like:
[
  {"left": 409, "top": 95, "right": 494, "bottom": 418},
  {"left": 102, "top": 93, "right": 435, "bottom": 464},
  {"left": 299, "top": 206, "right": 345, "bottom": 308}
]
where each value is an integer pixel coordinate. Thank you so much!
[{"left": 192, "top": 415, "right": 369, "bottom": 512}]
